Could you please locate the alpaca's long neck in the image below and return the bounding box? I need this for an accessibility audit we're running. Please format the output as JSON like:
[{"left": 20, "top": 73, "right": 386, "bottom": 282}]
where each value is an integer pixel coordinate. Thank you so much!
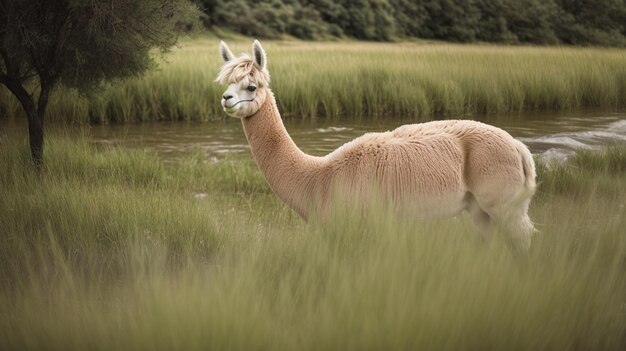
[{"left": 241, "top": 92, "right": 325, "bottom": 217}]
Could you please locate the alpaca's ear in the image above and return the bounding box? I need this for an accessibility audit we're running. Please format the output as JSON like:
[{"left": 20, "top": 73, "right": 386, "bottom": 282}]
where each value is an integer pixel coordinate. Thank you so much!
[
  {"left": 220, "top": 41, "right": 235, "bottom": 63},
  {"left": 252, "top": 40, "right": 267, "bottom": 70}
]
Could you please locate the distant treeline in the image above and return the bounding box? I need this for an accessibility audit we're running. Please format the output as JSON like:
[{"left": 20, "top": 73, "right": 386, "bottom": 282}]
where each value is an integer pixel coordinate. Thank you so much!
[{"left": 195, "top": 0, "right": 626, "bottom": 46}]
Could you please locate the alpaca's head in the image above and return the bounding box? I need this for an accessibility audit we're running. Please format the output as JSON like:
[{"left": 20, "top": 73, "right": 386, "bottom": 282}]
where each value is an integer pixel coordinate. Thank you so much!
[{"left": 215, "top": 40, "right": 270, "bottom": 119}]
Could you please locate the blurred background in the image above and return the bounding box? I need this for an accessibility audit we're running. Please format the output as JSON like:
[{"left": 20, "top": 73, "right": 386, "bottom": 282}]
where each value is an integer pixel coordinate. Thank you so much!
[{"left": 194, "top": 0, "right": 626, "bottom": 45}]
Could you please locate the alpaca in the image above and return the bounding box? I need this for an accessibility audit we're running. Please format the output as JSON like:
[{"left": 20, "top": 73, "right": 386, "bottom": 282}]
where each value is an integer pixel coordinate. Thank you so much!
[{"left": 216, "top": 40, "right": 537, "bottom": 249}]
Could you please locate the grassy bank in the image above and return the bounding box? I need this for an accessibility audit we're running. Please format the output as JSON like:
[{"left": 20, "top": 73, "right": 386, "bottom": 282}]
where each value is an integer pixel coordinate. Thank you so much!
[
  {"left": 1, "top": 133, "right": 625, "bottom": 349},
  {"left": 1, "top": 38, "right": 626, "bottom": 123}
]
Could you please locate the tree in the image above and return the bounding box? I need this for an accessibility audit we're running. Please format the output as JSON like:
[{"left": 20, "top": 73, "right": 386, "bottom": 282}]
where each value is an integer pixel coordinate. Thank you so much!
[
  {"left": 339, "top": 0, "right": 395, "bottom": 41},
  {"left": 556, "top": 0, "right": 626, "bottom": 46},
  {"left": 389, "top": 0, "right": 428, "bottom": 37},
  {"left": 474, "top": 0, "right": 516, "bottom": 43},
  {"left": 420, "top": 0, "right": 481, "bottom": 42},
  {"left": 0, "top": 0, "right": 198, "bottom": 168},
  {"left": 503, "top": 0, "right": 560, "bottom": 44}
]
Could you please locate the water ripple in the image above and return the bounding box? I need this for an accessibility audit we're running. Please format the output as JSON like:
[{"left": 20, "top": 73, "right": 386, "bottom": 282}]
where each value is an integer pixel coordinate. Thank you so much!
[{"left": 519, "top": 119, "right": 626, "bottom": 160}]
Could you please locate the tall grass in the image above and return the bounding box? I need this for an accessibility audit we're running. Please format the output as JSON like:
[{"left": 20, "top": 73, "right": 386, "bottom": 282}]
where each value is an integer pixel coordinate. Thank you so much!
[
  {"left": 2, "top": 38, "right": 626, "bottom": 123},
  {"left": 0, "top": 132, "right": 624, "bottom": 349}
]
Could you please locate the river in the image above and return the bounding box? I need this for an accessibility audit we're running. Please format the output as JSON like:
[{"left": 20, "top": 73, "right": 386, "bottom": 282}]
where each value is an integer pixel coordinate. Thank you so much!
[{"left": 2, "top": 110, "right": 626, "bottom": 163}]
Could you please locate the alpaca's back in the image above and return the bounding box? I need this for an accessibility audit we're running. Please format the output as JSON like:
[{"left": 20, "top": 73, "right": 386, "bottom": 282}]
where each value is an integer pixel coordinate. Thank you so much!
[{"left": 324, "top": 120, "right": 534, "bottom": 218}]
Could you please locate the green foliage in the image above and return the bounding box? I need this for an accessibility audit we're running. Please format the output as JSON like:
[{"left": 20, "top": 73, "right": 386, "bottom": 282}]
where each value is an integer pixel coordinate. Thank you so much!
[
  {"left": 0, "top": 0, "right": 200, "bottom": 165},
  {"left": 556, "top": 0, "right": 626, "bottom": 46},
  {"left": 503, "top": 0, "right": 561, "bottom": 44},
  {"left": 198, "top": 0, "right": 335, "bottom": 40},
  {"left": 389, "top": 0, "right": 428, "bottom": 37},
  {"left": 420, "top": 0, "right": 481, "bottom": 41},
  {"left": 1, "top": 133, "right": 625, "bottom": 350},
  {"left": 473, "top": 0, "right": 516, "bottom": 43},
  {"left": 0, "top": 0, "right": 199, "bottom": 92},
  {"left": 195, "top": 0, "right": 626, "bottom": 46},
  {"left": 338, "top": 0, "right": 397, "bottom": 41},
  {"left": 288, "top": 5, "right": 330, "bottom": 40}
]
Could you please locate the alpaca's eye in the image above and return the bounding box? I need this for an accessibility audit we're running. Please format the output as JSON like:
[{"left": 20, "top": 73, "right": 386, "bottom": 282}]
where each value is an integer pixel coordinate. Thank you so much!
[{"left": 246, "top": 85, "right": 257, "bottom": 92}]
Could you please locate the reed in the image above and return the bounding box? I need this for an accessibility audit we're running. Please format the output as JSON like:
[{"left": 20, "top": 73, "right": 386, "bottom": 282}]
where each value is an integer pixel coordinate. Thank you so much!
[
  {"left": 0, "top": 132, "right": 624, "bottom": 350},
  {"left": 2, "top": 38, "right": 625, "bottom": 123}
]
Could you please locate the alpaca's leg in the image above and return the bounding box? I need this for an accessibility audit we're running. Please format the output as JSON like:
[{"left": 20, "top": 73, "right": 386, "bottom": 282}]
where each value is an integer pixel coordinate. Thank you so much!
[
  {"left": 480, "top": 197, "right": 535, "bottom": 251},
  {"left": 469, "top": 186, "right": 536, "bottom": 251},
  {"left": 509, "top": 213, "right": 534, "bottom": 252},
  {"left": 465, "top": 192, "right": 493, "bottom": 240},
  {"left": 503, "top": 197, "right": 536, "bottom": 252}
]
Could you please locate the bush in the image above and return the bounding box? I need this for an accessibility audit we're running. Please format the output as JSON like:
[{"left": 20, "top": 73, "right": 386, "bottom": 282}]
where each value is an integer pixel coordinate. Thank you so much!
[{"left": 195, "top": 0, "right": 626, "bottom": 45}]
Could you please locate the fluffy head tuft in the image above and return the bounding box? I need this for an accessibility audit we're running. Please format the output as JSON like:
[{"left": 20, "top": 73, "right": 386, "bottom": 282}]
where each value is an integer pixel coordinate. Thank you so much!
[{"left": 215, "top": 54, "right": 270, "bottom": 87}]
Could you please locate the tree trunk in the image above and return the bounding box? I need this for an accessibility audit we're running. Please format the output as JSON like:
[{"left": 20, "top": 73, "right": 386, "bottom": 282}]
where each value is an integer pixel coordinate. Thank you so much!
[
  {"left": 0, "top": 75, "right": 47, "bottom": 170},
  {"left": 26, "top": 107, "right": 44, "bottom": 170}
]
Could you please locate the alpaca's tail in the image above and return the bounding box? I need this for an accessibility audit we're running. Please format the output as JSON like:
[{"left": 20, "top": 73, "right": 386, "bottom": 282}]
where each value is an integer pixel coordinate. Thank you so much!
[{"left": 514, "top": 139, "right": 536, "bottom": 190}]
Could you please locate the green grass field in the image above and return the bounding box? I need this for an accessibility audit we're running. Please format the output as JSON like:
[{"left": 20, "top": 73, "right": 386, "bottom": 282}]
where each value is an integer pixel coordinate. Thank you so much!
[
  {"left": 1, "top": 132, "right": 624, "bottom": 350},
  {"left": 2, "top": 38, "right": 626, "bottom": 122}
]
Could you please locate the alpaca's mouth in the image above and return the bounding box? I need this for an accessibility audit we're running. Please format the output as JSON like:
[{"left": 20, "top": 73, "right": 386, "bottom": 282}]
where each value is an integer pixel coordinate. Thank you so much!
[{"left": 224, "top": 98, "right": 254, "bottom": 110}]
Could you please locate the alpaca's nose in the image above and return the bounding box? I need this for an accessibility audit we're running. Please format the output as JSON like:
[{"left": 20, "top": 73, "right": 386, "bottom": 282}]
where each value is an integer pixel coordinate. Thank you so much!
[{"left": 223, "top": 95, "right": 233, "bottom": 101}]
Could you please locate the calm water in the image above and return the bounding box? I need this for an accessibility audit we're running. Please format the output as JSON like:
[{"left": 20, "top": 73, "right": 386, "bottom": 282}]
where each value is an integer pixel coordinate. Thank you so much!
[{"left": 2, "top": 111, "right": 626, "bottom": 163}]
